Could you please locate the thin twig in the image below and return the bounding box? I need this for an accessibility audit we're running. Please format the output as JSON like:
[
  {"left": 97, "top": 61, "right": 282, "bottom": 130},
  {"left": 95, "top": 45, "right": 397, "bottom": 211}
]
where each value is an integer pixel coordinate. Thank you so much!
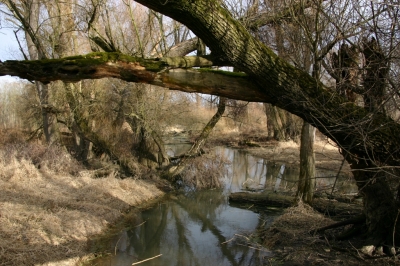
[
  {"left": 132, "top": 254, "right": 162, "bottom": 265},
  {"left": 134, "top": 221, "right": 146, "bottom": 227},
  {"left": 221, "top": 237, "right": 235, "bottom": 245},
  {"left": 324, "top": 235, "right": 331, "bottom": 248},
  {"left": 235, "top": 234, "right": 250, "bottom": 241},
  {"left": 393, "top": 209, "right": 400, "bottom": 257},
  {"left": 348, "top": 241, "right": 365, "bottom": 261},
  {"left": 114, "top": 232, "right": 125, "bottom": 255},
  {"left": 236, "top": 243, "right": 269, "bottom": 252},
  {"left": 259, "top": 217, "right": 268, "bottom": 227},
  {"left": 330, "top": 157, "right": 346, "bottom": 196}
]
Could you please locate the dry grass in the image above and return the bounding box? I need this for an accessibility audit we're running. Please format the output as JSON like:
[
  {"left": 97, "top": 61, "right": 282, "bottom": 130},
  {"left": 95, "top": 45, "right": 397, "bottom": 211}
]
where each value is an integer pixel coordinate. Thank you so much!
[
  {"left": 261, "top": 201, "right": 343, "bottom": 265},
  {"left": 0, "top": 142, "right": 164, "bottom": 266},
  {"left": 263, "top": 201, "right": 332, "bottom": 248},
  {"left": 261, "top": 201, "right": 395, "bottom": 265},
  {"left": 180, "top": 150, "right": 230, "bottom": 189}
]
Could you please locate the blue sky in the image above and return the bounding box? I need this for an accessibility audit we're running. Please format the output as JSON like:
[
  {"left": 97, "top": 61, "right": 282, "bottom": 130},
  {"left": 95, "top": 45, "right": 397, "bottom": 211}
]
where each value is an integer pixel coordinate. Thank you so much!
[
  {"left": 0, "top": 26, "right": 23, "bottom": 83},
  {"left": 0, "top": 26, "right": 21, "bottom": 61}
]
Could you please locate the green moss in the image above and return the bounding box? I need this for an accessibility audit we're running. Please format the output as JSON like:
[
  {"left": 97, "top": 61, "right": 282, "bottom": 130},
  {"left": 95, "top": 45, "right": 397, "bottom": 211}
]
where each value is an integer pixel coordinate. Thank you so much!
[
  {"left": 19, "top": 52, "right": 166, "bottom": 71},
  {"left": 197, "top": 68, "right": 248, "bottom": 77}
]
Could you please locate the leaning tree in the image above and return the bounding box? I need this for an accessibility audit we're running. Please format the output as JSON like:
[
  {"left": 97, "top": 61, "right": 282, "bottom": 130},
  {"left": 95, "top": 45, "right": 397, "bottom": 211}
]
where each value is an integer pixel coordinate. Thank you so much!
[{"left": 1, "top": 0, "right": 400, "bottom": 248}]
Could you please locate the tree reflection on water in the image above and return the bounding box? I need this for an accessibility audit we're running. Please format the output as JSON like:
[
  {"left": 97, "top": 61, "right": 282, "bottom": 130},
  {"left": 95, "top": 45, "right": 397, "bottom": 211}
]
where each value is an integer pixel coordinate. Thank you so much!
[
  {"left": 107, "top": 190, "right": 276, "bottom": 266},
  {"left": 100, "top": 147, "right": 354, "bottom": 265}
]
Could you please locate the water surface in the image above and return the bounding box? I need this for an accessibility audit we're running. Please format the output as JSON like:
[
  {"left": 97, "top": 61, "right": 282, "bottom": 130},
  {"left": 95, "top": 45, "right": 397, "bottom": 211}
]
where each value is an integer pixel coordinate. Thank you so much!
[{"left": 96, "top": 144, "right": 355, "bottom": 265}]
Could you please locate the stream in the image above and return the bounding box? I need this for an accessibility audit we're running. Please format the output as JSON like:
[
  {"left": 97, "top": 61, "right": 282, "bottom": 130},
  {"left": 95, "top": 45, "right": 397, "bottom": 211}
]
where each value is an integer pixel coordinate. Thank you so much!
[{"left": 94, "top": 140, "right": 356, "bottom": 265}]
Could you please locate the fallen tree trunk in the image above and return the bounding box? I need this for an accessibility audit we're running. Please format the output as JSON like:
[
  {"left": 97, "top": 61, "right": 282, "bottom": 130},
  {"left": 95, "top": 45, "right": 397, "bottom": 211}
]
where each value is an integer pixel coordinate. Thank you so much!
[
  {"left": 229, "top": 191, "right": 363, "bottom": 216},
  {"left": 0, "top": 54, "right": 266, "bottom": 102}
]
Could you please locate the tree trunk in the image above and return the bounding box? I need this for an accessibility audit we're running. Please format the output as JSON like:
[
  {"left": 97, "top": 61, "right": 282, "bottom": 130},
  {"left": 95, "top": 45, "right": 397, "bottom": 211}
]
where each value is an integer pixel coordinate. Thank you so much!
[
  {"left": 36, "top": 82, "right": 58, "bottom": 143},
  {"left": 349, "top": 157, "right": 399, "bottom": 245},
  {"left": 266, "top": 104, "right": 288, "bottom": 140},
  {"left": 17, "top": 0, "right": 56, "bottom": 144},
  {"left": 297, "top": 122, "right": 316, "bottom": 204},
  {"left": 361, "top": 38, "right": 388, "bottom": 113},
  {"left": 262, "top": 103, "right": 271, "bottom": 138},
  {"left": 190, "top": 97, "right": 226, "bottom": 155},
  {"left": 133, "top": 125, "right": 169, "bottom": 169}
]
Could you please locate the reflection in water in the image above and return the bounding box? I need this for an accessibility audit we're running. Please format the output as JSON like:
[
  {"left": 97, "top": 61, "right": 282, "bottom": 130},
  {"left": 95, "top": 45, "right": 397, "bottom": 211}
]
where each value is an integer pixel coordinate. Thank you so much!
[
  {"left": 216, "top": 147, "right": 356, "bottom": 194},
  {"left": 101, "top": 191, "right": 277, "bottom": 266},
  {"left": 164, "top": 138, "right": 192, "bottom": 158},
  {"left": 98, "top": 146, "right": 356, "bottom": 265}
]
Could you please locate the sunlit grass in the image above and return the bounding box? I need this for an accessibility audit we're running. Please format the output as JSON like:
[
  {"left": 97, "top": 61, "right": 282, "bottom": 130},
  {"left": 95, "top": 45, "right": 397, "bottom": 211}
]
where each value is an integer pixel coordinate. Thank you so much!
[{"left": 0, "top": 138, "right": 164, "bottom": 265}]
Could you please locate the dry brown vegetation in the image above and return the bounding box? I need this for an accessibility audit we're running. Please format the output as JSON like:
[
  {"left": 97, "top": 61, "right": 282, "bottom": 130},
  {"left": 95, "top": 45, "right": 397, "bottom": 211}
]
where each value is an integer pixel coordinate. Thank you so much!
[
  {"left": 179, "top": 149, "right": 231, "bottom": 189},
  {"left": 0, "top": 130, "right": 164, "bottom": 266},
  {"left": 261, "top": 202, "right": 396, "bottom": 265}
]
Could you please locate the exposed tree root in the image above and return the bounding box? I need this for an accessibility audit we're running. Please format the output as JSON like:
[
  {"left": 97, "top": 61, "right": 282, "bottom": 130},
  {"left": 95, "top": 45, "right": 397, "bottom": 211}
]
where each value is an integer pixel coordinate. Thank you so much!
[{"left": 313, "top": 214, "right": 366, "bottom": 234}]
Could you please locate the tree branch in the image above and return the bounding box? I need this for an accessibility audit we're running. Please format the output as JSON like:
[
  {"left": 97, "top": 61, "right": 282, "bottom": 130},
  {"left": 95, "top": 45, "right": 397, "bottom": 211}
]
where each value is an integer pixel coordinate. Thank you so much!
[{"left": 0, "top": 52, "right": 264, "bottom": 102}]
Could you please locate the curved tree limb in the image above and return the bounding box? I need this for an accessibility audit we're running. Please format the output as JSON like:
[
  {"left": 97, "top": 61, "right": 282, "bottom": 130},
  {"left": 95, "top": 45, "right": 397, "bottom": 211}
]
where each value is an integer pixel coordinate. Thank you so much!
[{"left": 131, "top": 0, "right": 400, "bottom": 169}]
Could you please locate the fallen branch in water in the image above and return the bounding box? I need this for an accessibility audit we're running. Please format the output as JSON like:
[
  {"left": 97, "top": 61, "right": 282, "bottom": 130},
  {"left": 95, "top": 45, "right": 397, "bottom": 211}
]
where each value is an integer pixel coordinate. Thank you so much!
[{"left": 132, "top": 254, "right": 162, "bottom": 265}]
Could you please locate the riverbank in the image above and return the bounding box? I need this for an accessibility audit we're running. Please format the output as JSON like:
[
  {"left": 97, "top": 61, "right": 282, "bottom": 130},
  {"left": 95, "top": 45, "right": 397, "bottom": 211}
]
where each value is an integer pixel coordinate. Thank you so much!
[
  {"left": 207, "top": 132, "right": 397, "bottom": 265},
  {"left": 207, "top": 130, "right": 351, "bottom": 173},
  {"left": 0, "top": 142, "right": 164, "bottom": 266},
  {"left": 259, "top": 199, "right": 400, "bottom": 265}
]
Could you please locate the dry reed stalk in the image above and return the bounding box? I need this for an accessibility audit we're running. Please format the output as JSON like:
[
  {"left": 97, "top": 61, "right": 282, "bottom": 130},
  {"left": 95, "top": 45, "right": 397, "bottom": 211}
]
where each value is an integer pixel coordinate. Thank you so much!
[{"left": 131, "top": 254, "right": 162, "bottom": 265}]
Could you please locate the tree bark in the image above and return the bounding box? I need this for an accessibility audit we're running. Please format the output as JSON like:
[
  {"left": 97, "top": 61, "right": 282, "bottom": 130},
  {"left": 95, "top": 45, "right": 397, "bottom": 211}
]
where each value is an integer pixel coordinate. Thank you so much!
[
  {"left": 297, "top": 122, "right": 316, "bottom": 204},
  {"left": 264, "top": 104, "right": 289, "bottom": 141}
]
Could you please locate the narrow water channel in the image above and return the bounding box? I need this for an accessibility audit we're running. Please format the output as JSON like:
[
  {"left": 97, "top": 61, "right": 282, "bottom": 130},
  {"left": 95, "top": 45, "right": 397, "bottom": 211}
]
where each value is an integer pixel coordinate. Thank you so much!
[
  {"left": 95, "top": 142, "right": 355, "bottom": 265},
  {"left": 98, "top": 190, "right": 278, "bottom": 266}
]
